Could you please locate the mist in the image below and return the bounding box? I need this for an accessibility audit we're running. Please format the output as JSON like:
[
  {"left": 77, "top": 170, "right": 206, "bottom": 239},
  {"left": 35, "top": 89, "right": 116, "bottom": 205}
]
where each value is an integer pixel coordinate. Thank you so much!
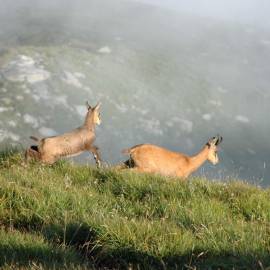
[
  {"left": 135, "top": 0, "right": 270, "bottom": 28},
  {"left": 0, "top": 0, "right": 269, "bottom": 185}
]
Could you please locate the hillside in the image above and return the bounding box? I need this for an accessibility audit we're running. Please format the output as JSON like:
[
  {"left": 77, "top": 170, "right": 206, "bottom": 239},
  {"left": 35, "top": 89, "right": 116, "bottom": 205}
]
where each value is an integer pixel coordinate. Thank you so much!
[
  {"left": 0, "top": 0, "right": 270, "bottom": 183},
  {"left": 0, "top": 150, "right": 269, "bottom": 269}
]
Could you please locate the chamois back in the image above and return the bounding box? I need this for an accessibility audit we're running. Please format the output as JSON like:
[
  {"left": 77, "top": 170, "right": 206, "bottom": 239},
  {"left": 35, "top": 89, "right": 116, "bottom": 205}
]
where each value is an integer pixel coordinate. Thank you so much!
[
  {"left": 25, "top": 101, "right": 102, "bottom": 166},
  {"left": 122, "top": 135, "right": 223, "bottom": 178}
]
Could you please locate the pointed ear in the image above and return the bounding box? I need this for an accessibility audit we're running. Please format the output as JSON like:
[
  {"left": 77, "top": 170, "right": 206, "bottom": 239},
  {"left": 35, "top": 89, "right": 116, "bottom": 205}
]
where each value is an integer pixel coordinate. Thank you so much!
[
  {"left": 94, "top": 102, "right": 101, "bottom": 111},
  {"left": 86, "top": 101, "right": 92, "bottom": 110}
]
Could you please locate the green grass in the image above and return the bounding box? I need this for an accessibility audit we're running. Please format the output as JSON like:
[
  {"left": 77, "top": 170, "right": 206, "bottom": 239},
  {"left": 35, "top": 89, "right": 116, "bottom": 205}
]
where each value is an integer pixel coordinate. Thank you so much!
[{"left": 0, "top": 151, "right": 269, "bottom": 269}]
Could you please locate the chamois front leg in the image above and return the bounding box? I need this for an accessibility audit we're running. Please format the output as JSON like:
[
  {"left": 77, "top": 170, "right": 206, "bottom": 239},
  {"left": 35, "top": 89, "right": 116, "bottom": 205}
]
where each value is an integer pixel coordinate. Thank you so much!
[{"left": 88, "top": 145, "right": 102, "bottom": 168}]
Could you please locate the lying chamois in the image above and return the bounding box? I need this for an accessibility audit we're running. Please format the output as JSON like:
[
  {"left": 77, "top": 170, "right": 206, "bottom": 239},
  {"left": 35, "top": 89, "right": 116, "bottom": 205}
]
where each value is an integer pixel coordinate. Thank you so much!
[
  {"left": 25, "top": 102, "right": 102, "bottom": 166},
  {"left": 122, "top": 135, "right": 223, "bottom": 179}
]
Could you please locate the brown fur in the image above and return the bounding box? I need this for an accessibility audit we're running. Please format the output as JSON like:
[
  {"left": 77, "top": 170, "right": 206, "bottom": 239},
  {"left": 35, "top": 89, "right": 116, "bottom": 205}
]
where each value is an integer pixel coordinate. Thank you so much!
[
  {"left": 122, "top": 135, "right": 223, "bottom": 179},
  {"left": 25, "top": 102, "right": 102, "bottom": 166}
]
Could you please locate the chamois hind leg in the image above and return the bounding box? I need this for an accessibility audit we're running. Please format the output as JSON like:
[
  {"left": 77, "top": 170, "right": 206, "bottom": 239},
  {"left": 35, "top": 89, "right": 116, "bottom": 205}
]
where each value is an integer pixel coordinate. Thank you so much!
[
  {"left": 122, "top": 157, "right": 151, "bottom": 173},
  {"left": 25, "top": 146, "right": 41, "bottom": 163},
  {"left": 88, "top": 145, "right": 102, "bottom": 168},
  {"left": 113, "top": 159, "right": 133, "bottom": 170},
  {"left": 124, "top": 158, "right": 135, "bottom": 168},
  {"left": 129, "top": 166, "right": 152, "bottom": 174},
  {"left": 40, "top": 154, "right": 58, "bottom": 165},
  {"left": 128, "top": 157, "right": 153, "bottom": 173}
]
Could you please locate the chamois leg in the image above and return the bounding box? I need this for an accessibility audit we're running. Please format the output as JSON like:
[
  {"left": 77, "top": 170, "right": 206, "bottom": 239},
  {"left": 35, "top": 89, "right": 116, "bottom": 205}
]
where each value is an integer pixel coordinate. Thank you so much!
[
  {"left": 88, "top": 145, "right": 102, "bottom": 168},
  {"left": 25, "top": 146, "right": 41, "bottom": 163},
  {"left": 128, "top": 158, "right": 153, "bottom": 173},
  {"left": 113, "top": 159, "right": 131, "bottom": 170},
  {"left": 122, "top": 157, "right": 151, "bottom": 173},
  {"left": 118, "top": 158, "right": 134, "bottom": 169},
  {"left": 39, "top": 153, "right": 58, "bottom": 165},
  {"left": 126, "top": 158, "right": 135, "bottom": 168},
  {"left": 42, "top": 157, "right": 58, "bottom": 165},
  {"left": 131, "top": 166, "right": 152, "bottom": 173}
]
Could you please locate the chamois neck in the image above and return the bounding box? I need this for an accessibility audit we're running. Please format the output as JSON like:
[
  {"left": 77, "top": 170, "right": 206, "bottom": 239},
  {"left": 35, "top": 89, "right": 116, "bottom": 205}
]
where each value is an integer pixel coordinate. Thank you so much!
[
  {"left": 83, "top": 112, "right": 95, "bottom": 131},
  {"left": 188, "top": 145, "right": 209, "bottom": 174}
]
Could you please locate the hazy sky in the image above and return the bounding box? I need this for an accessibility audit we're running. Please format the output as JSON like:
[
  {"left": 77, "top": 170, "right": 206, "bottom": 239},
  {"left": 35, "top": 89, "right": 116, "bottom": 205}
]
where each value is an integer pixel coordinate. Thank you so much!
[
  {"left": 1, "top": 0, "right": 270, "bottom": 29},
  {"left": 134, "top": 0, "right": 270, "bottom": 28}
]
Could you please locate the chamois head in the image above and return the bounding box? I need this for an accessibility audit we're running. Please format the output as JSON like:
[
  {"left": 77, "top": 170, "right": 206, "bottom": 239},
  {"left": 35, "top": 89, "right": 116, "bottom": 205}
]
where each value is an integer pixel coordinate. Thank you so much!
[
  {"left": 206, "top": 135, "right": 223, "bottom": 165},
  {"left": 86, "top": 101, "right": 102, "bottom": 126}
]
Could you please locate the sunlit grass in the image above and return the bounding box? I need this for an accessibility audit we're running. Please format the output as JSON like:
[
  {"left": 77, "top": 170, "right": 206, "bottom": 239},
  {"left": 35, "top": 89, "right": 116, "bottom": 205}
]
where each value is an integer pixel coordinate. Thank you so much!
[{"left": 0, "top": 152, "right": 269, "bottom": 269}]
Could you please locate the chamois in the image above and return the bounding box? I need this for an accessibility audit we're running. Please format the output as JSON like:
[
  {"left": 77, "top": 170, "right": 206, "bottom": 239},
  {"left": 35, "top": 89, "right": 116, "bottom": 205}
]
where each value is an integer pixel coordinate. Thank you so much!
[
  {"left": 122, "top": 135, "right": 223, "bottom": 179},
  {"left": 25, "top": 101, "right": 102, "bottom": 166}
]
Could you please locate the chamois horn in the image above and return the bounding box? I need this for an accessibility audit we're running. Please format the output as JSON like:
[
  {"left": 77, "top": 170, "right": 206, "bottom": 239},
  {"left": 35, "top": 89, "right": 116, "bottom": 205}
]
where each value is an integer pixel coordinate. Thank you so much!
[
  {"left": 212, "top": 134, "right": 223, "bottom": 145},
  {"left": 86, "top": 101, "right": 91, "bottom": 110}
]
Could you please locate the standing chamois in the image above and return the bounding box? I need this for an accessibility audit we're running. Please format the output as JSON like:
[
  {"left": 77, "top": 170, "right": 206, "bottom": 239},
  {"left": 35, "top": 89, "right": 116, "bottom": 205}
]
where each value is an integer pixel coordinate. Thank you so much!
[
  {"left": 122, "top": 135, "right": 223, "bottom": 179},
  {"left": 25, "top": 101, "right": 102, "bottom": 166}
]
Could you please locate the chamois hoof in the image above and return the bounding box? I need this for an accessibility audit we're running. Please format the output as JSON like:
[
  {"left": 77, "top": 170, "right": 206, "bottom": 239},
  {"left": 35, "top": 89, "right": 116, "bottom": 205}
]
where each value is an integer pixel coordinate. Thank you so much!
[{"left": 96, "top": 160, "right": 102, "bottom": 168}]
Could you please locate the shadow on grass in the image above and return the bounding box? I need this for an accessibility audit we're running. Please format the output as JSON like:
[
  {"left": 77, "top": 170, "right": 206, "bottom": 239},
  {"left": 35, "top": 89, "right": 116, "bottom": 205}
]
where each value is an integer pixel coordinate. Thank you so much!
[
  {"left": 0, "top": 243, "right": 83, "bottom": 269},
  {"left": 8, "top": 223, "right": 270, "bottom": 270},
  {"left": 0, "top": 224, "right": 88, "bottom": 268},
  {"left": 0, "top": 221, "right": 269, "bottom": 269},
  {"left": 0, "top": 223, "right": 99, "bottom": 268},
  {"left": 42, "top": 223, "right": 164, "bottom": 269},
  {"left": 41, "top": 222, "right": 270, "bottom": 269},
  {"left": 43, "top": 223, "right": 101, "bottom": 253}
]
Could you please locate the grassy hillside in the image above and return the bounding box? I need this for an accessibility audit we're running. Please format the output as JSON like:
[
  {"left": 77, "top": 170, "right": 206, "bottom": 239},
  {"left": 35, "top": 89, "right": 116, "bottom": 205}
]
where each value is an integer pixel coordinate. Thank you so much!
[
  {"left": 1, "top": 0, "right": 270, "bottom": 183},
  {"left": 0, "top": 150, "right": 269, "bottom": 269}
]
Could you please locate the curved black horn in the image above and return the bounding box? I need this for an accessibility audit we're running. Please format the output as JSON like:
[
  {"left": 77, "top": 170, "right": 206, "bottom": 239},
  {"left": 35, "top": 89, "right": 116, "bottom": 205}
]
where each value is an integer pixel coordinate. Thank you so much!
[
  {"left": 86, "top": 101, "right": 91, "bottom": 110},
  {"left": 218, "top": 135, "right": 223, "bottom": 145},
  {"left": 94, "top": 101, "right": 101, "bottom": 110},
  {"left": 215, "top": 135, "right": 223, "bottom": 145}
]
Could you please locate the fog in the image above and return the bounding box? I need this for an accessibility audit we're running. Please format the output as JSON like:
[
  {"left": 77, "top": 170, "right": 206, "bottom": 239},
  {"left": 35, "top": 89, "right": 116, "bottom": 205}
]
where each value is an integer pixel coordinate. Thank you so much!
[
  {"left": 0, "top": 0, "right": 269, "bottom": 185},
  {"left": 135, "top": 0, "right": 270, "bottom": 28}
]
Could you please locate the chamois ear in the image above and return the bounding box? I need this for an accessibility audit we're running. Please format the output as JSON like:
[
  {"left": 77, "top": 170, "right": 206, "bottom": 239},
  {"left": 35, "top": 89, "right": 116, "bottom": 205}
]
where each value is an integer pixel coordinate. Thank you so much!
[
  {"left": 94, "top": 102, "right": 101, "bottom": 111},
  {"left": 86, "top": 101, "right": 92, "bottom": 110}
]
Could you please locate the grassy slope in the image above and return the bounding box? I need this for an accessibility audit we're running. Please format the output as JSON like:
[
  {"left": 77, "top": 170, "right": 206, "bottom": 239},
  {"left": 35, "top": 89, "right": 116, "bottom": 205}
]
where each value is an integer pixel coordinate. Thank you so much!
[{"left": 0, "top": 151, "right": 269, "bottom": 269}]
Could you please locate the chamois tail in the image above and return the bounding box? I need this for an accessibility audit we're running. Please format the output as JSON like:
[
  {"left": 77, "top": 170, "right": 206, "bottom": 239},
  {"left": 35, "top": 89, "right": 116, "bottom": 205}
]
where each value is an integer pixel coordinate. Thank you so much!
[
  {"left": 122, "top": 144, "right": 144, "bottom": 155},
  {"left": 122, "top": 148, "right": 131, "bottom": 155},
  {"left": 30, "top": 136, "right": 40, "bottom": 142}
]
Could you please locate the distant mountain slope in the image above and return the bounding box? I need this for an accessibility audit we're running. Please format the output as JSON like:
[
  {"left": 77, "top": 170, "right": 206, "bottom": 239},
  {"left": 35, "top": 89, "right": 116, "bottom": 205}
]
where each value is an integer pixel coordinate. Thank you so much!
[{"left": 0, "top": 0, "right": 269, "bottom": 184}]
